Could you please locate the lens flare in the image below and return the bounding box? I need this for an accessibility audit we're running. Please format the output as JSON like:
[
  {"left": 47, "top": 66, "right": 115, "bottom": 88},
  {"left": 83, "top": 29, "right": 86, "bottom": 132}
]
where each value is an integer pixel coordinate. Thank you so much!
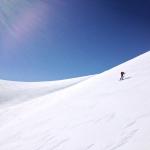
[{"left": 0, "top": 0, "right": 49, "bottom": 56}]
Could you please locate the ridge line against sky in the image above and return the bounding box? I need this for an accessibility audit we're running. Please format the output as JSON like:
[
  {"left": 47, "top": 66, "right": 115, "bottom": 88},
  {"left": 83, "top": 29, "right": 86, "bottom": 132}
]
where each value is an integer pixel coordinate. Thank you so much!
[{"left": 0, "top": 0, "right": 150, "bottom": 81}]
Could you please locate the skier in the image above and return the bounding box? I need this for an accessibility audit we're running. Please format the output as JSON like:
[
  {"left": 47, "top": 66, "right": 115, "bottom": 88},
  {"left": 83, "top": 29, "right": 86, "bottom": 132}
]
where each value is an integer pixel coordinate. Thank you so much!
[{"left": 120, "top": 71, "right": 125, "bottom": 80}]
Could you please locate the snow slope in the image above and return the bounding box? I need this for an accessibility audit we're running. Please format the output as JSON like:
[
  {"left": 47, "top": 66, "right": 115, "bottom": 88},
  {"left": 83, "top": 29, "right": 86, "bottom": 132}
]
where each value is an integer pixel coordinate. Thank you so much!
[
  {"left": 0, "top": 51, "right": 150, "bottom": 150},
  {"left": 0, "top": 75, "right": 92, "bottom": 106}
]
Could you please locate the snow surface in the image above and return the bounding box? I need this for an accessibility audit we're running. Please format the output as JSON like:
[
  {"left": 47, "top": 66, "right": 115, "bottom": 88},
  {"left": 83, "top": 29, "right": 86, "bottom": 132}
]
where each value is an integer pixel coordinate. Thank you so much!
[{"left": 0, "top": 51, "right": 150, "bottom": 150}]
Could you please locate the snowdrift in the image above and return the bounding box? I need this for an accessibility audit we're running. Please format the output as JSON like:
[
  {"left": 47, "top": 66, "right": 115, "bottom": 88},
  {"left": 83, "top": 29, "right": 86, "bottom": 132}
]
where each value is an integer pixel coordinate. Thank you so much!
[{"left": 0, "top": 51, "right": 150, "bottom": 150}]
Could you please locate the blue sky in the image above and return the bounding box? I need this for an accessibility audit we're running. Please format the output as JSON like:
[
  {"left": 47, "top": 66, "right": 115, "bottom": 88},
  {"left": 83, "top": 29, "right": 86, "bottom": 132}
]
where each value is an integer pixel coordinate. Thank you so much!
[{"left": 0, "top": 0, "right": 150, "bottom": 81}]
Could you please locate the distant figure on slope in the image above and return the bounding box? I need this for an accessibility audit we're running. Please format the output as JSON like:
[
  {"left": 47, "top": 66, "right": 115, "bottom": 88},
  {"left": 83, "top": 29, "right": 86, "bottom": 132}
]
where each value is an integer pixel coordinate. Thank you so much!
[{"left": 120, "top": 72, "right": 125, "bottom": 80}]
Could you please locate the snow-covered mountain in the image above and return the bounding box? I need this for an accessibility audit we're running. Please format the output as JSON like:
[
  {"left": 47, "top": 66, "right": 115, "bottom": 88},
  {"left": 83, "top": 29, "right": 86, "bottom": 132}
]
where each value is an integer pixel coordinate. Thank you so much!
[{"left": 0, "top": 51, "right": 150, "bottom": 150}]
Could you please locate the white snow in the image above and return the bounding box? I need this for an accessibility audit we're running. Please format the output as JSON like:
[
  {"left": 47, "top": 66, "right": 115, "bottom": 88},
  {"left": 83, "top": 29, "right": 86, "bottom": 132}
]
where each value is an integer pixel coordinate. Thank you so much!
[{"left": 0, "top": 51, "right": 150, "bottom": 150}]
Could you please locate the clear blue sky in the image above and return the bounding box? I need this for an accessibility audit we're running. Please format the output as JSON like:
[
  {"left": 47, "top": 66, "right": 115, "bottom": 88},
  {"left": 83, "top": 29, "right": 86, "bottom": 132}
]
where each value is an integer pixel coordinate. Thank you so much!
[{"left": 0, "top": 0, "right": 150, "bottom": 81}]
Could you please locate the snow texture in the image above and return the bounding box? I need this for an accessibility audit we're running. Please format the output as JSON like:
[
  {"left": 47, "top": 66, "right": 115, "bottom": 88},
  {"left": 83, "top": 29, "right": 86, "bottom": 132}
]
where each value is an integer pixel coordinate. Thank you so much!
[{"left": 0, "top": 51, "right": 150, "bottom": 150}]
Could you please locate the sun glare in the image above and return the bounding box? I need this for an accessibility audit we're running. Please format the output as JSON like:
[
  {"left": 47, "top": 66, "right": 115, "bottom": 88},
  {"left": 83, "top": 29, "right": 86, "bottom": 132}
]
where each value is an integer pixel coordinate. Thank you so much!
[{"left": 0, "top": 0, "right": 49, "bottom": 55}]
